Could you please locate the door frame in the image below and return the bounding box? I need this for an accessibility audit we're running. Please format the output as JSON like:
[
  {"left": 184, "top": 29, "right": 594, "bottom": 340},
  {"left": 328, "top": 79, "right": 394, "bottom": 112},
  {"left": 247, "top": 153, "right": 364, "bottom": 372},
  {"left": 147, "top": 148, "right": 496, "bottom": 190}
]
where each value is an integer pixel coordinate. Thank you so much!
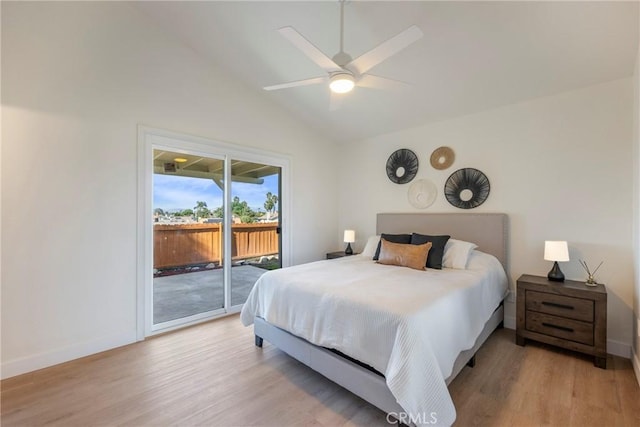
[{"left": 136, "top": 126, "right": 291, "bottom": 340}]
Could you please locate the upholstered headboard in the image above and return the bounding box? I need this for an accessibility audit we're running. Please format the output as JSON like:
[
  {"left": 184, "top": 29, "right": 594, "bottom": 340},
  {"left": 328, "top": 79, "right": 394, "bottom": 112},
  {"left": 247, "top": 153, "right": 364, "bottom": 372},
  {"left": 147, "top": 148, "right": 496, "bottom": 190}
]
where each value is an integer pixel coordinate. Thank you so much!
[{"left": 376, "top": 213, "right": 509, "bottom": 271}]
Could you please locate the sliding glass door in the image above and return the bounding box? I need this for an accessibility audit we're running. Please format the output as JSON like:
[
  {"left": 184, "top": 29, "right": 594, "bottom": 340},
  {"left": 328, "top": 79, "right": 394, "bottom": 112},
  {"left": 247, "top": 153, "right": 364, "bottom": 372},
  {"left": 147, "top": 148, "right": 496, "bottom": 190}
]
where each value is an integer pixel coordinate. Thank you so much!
[
  {"left": 152, "top": 150, "right": 227, "bottom": 327},
  {"left": 230, "top": 160, "right": 281, "bottom": 307},
  {"left": 140, "top": 129, "right": 288, "bottom": 336}
]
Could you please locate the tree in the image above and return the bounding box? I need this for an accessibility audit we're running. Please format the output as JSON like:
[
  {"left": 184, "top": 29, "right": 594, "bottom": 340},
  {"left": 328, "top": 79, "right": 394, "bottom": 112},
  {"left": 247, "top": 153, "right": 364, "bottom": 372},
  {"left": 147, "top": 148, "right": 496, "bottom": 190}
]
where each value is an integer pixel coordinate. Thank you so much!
[
  {"left": 232, "top": 196, "right": 248, "bottom": 216},
  {"left": 181, "top": 208, "right": 194, "bottom": 217},
  {"left": 209, "top": 197, "right": 259, "bottom": 223},
  {"left": 154, "top": 208, "right": 165, "bottom": 216},
  {"left": 263, "top": 192, "right": 278, "bottom": 217},
  {"left": 193, "top": 201, "right": 210, "bottom": 220},
  {"left": 211, "top": 206, "right": 223, "bottom": 219}
]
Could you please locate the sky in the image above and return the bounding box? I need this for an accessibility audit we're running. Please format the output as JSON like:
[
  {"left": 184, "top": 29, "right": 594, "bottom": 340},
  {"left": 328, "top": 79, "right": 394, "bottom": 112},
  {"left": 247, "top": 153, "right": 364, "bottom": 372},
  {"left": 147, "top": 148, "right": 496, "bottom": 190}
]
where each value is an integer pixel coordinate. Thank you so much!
[{"left": 153, "top": 173, "right": 279, "bottom": 213}]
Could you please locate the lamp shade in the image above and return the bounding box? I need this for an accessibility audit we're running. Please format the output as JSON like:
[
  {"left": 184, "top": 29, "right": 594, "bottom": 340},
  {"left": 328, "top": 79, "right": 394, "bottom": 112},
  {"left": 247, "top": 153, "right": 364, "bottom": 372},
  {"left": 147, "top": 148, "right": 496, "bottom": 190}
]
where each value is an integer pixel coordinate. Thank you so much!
[
  {"left": 343, "top": 230, "right": 356, "bottom": 243},
  {"left": 544, "top": 241, "right": 569, "bottom": 262}
]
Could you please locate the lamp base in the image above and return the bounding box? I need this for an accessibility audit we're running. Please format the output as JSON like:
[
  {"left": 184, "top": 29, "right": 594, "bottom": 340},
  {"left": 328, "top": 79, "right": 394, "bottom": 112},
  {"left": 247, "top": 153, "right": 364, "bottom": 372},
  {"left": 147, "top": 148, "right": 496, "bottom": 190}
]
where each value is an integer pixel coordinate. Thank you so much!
[
  {"left": 547, "top": 261, "right": 565, "bottom": 282},
  {"left": 345, "top": 243, "right": 353, "bottom": 255}
]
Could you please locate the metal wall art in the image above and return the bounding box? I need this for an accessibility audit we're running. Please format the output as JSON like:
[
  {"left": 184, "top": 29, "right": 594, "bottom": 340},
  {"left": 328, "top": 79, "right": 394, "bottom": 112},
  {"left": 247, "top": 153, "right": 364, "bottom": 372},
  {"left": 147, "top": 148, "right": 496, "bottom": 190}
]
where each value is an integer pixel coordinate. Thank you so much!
[
  {"left": 444, "top": 168, "right": 490, "bottom": 209},
  {"left": 386, "top": 149, "right": 419, "bottom": 184}
]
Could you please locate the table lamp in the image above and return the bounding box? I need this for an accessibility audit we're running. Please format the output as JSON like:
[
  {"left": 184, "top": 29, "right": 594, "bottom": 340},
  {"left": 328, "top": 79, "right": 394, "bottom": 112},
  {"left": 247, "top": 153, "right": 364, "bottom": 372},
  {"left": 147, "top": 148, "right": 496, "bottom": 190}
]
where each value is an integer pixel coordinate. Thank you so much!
[
  {"left": 544, "top": 240, "right": 569, "bottom": 282},
  {"left": 344, "top": 230, "right": 355, "bottom": 255}
]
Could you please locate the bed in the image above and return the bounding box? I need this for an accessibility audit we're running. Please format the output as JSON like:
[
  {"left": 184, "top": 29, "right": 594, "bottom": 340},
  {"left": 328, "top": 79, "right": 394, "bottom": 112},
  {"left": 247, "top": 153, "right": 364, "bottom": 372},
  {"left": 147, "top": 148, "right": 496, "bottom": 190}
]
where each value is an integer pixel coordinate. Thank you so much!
[{"left": 240, "top": 213, "right": 509, "bottom": 426}]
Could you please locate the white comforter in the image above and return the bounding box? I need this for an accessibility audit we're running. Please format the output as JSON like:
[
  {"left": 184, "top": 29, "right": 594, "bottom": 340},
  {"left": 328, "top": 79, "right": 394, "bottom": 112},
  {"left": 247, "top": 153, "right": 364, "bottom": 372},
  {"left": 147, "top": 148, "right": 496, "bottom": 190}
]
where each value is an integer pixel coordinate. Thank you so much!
[{"left": 240, "top": 251, "right": 507, "bottom": 426}]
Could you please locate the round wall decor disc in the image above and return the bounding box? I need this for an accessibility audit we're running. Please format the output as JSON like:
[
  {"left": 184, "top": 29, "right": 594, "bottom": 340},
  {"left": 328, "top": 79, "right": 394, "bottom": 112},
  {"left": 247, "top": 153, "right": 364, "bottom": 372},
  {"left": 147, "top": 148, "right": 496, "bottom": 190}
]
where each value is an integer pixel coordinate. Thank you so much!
[
  {"left": 407, "top": 179, "right": 437, "bottom": 209},
  {"left": 430, "top": 146, "right": 455, "bottom": 170},
  {"left": 444, "top": 168, "right": 490, "bottom": 209},
  {"left": 386, "top": 149, "right": 419, "bottom": 184}
]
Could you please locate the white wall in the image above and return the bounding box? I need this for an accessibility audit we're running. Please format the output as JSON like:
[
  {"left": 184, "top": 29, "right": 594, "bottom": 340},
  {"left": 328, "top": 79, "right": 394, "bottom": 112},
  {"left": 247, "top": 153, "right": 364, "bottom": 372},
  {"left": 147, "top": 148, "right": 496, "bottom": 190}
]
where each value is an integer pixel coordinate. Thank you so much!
[
  {"left": 1, "top": 2, "right": 339, "bottom": 378},
  {"left": 339, "top": 79, "right": 635, "bottom": 356}
]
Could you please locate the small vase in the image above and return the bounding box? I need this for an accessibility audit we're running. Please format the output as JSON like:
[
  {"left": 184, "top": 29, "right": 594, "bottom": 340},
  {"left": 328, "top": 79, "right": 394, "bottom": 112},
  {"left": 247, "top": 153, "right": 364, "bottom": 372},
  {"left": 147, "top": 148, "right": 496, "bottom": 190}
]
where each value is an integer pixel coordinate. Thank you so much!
[{"left": 585, "top": 275, "right": 597, "bottom": 286}]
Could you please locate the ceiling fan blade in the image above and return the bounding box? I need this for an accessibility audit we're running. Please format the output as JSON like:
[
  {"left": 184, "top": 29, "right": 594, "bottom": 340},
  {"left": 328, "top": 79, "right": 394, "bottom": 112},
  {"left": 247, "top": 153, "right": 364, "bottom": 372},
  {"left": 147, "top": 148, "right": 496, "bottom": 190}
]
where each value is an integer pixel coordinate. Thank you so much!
[
  {"left": 263, "top": 76, "right": 326, "bottom": 91},
  {"left": 347, "top": 25, "right": 423, "bottom": 75},
  {"left": 357, "top": 74, "right": 410, "bottom": 91},
  {"left": 278, "top": 26, "right": 342, "bottom": 73}
]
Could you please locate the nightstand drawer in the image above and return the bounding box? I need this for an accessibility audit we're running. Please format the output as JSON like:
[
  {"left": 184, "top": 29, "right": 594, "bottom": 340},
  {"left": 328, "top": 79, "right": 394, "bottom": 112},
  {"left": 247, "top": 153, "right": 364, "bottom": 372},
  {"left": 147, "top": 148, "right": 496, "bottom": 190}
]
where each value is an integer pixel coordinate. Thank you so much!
[
  {"left": 525, "top": 290, "right": 594, "bottom": 322},
  {"left": 526, "top": 311, "right": 594, "bottom": 346}
]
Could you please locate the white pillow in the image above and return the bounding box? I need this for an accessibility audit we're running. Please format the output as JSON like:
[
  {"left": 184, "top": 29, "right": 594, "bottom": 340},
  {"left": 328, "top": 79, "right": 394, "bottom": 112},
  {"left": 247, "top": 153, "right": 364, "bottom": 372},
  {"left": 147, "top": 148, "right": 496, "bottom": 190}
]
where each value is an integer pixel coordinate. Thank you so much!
[
  {"left": 442, "top": 239, "right": 478, "bottom": 269},
  {"left": 361, "top": 235, "right": 381, "bottom": 258}
]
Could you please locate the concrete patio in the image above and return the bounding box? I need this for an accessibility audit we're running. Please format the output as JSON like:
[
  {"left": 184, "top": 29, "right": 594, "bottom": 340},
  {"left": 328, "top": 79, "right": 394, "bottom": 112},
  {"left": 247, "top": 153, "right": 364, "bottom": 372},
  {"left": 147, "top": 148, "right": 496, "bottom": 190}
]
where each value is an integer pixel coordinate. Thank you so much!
[{"left": 153, "top": 265, "right": 266, "bottom": 324}]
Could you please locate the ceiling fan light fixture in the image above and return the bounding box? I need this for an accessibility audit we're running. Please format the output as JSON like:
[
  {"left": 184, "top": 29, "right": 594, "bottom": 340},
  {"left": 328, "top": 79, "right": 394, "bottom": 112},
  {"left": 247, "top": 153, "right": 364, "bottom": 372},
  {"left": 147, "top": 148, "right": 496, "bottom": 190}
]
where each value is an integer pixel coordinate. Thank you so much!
[{"left": 329, "top": 73, "right": 355, "bottom": 93}]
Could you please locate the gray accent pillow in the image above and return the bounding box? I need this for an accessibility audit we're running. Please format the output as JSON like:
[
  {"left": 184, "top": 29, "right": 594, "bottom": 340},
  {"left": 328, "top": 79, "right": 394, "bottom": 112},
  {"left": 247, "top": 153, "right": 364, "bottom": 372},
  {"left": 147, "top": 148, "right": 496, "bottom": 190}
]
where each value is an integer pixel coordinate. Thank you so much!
[
  {"left": 372, "top": 233, "right": 412, "bottom": 260},
  {"left": 410, "top": 233, "right": 451, "bottom": 269}
]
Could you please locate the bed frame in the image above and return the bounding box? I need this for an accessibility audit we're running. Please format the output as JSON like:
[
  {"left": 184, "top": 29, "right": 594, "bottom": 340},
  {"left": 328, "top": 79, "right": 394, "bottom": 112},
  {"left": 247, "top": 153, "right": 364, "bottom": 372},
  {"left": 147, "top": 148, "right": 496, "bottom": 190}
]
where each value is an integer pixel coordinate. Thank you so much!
[{"left": 253, "top": 213, "right": 509, "bottom": 417}]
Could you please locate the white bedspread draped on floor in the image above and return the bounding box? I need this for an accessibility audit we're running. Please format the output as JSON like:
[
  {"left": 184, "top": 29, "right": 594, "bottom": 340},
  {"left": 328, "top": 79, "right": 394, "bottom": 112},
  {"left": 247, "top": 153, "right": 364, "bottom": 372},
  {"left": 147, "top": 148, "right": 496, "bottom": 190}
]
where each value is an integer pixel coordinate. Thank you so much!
[{"left": 241, "top": 251, "right": 507, "bottom": 427}]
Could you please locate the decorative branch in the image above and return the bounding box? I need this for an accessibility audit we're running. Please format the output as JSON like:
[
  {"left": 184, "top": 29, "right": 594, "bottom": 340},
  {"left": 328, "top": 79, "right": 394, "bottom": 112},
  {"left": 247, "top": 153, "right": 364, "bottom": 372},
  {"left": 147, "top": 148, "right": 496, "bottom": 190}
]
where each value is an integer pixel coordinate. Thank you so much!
[
  {"left": 579, "top": 259, "right": 603, "bottom": 276},
  {"left": 579, "top": 259, "right": 603, "bottom": 285}
]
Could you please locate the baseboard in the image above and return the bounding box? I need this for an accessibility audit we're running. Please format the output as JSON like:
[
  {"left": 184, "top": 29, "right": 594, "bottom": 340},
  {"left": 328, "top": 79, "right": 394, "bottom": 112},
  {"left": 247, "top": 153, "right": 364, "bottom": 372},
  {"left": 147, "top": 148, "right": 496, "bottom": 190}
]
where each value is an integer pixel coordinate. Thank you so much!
[
  {"left": 1, "top": 330, "right": 137, "bottom": 380},
  {"left": 632, "top": 346, "right": 640, "bottom": 388},
  {"left": 607, "top": 339, "right": 631, "bottom": 359}
]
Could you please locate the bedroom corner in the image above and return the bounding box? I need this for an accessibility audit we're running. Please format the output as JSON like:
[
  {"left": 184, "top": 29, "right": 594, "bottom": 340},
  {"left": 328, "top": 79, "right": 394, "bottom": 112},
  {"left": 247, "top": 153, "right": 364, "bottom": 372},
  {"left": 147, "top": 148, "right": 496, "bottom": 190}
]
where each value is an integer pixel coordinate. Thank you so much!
[{"left": 338, "top": 78, "right": 636, "bottom": 360}]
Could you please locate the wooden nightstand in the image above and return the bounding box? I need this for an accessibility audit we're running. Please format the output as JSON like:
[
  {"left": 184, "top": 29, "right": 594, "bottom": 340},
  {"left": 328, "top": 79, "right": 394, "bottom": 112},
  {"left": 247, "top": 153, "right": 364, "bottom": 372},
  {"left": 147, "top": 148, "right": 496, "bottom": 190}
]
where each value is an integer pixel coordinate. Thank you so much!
[
  {"left": 326, "top": 251, "right": 357, "bottom": 259},
  {"left": 516, "top": 274, "right": 607, "bottom": 369}
]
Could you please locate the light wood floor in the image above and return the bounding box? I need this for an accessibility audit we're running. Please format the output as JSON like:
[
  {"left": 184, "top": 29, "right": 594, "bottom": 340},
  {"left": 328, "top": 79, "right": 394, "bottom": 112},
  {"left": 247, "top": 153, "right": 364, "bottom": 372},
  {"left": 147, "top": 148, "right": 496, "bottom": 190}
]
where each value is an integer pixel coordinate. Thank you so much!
[{"left": 2, "top": 314, "right": 639, "bottom": 426}]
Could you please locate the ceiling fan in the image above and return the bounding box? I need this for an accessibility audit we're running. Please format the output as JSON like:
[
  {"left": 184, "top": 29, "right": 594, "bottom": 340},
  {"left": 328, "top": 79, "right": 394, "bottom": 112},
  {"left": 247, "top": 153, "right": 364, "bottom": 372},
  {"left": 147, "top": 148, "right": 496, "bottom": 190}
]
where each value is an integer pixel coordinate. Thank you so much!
[{"left": 263, "top": 0, "right": 423, "bottom": 109}]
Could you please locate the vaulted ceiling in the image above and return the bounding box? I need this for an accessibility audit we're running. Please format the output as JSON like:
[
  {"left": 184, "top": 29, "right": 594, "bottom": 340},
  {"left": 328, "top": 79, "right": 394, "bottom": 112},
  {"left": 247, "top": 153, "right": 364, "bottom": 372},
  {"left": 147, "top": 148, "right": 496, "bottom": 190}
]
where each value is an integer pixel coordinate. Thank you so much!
[{"left": 134, "top": 1, "right": 639, "bottom": 143}]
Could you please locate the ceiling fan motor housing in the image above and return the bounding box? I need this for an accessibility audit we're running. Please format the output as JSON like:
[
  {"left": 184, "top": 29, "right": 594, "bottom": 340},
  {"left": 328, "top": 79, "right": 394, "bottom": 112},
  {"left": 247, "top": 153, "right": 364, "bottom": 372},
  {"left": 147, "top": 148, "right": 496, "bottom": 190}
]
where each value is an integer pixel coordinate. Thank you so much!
[{"left": 332, "top": 51, "right": 353, "bottom": 67}]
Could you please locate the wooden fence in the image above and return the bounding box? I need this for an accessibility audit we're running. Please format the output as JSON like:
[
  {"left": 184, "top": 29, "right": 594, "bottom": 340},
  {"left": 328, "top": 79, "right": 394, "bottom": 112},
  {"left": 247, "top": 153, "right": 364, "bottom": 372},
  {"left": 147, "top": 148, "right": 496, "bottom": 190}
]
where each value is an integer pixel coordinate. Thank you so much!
[{"left": 154, "top": 223, "right": 278, "bottom": 269}]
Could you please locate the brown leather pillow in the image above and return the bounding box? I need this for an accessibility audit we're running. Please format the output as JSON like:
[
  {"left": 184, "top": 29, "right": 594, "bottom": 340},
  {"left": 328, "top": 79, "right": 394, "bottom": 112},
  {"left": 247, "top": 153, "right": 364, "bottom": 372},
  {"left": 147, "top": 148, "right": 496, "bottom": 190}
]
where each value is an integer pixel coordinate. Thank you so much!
[{"left": 377, "top": 238, "right": 432, "bottom": 271}]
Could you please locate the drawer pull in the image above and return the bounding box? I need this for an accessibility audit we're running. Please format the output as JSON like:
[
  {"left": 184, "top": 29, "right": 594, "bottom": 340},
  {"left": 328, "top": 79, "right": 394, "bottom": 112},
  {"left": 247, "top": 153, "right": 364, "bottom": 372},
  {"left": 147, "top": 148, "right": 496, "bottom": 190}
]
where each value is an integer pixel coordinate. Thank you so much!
[
  {"left": 541, "top": 301, "right": 574, "bottom": 310},
  {"left": 542, "top": 322, "right": 574, "bottom": 333}
]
